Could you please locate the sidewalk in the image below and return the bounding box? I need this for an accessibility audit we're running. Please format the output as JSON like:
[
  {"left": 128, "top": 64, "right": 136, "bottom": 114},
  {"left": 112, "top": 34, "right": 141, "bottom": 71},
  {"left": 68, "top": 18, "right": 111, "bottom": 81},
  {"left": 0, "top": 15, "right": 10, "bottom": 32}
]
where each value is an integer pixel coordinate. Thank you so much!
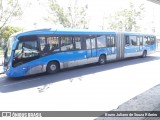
[{"left": 97, "top": 84, "right": 160, "bottom": 120}]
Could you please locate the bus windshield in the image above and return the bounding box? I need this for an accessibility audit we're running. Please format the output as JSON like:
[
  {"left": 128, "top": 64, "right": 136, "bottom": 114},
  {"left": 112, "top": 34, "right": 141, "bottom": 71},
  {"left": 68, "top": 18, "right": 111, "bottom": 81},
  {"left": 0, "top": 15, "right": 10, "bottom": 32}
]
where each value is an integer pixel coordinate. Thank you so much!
[{"left": 4, "top": 37, "right": 15, "bottom": 65}]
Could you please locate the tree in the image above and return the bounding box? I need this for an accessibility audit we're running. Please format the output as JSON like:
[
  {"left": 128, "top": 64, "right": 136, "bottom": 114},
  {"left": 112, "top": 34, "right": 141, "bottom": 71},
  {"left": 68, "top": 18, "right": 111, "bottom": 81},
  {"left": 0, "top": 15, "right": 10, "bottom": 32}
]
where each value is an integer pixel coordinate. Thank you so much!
[
  {"left": 0, "top": 26, "right": 23, "bottom": 49},
  {"left": 0, "top": 0, "right": 23, "bottom": 49},
  {"left": 0, "top": 0, "right": 23, "bottom": 31},
  {"left": 45, "top": 0, "right": 89, "bottom": 29},
  {"left": 107, "top": 2, "right": 144, "bottom": 32}
]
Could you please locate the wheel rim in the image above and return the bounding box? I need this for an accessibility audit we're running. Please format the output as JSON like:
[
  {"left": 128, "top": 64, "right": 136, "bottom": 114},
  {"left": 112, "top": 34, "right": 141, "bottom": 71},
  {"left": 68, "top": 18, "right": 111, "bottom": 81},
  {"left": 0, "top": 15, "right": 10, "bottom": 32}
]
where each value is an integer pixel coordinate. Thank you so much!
[
  {"left": 99, "top": 56, "right": 105, "bottom": 64},
  {"left": 145, "top": 52, "right": 146, "bottom": 57},
  {"left": 50, "top": 64, "right": 56, "bottom": 71},
  {"left": 143, "top": 51, "right": 146, "bottom": 57},
  {"left": 100, "top": 57, "right": 105, "bottom": 64}
]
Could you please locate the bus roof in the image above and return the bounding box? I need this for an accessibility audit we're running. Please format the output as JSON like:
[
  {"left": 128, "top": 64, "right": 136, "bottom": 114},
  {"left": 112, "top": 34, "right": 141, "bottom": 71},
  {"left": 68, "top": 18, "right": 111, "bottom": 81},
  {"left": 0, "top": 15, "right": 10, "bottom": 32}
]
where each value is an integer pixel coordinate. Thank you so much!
[
  {"left": 123, "top": 31, "right": 155, "bottom": 36},
  {"left": 11, "top": 28, "right": 155, "bottom": 38},
  {"left": 13, "top": 28, "right": 117, "bottom": 38}
]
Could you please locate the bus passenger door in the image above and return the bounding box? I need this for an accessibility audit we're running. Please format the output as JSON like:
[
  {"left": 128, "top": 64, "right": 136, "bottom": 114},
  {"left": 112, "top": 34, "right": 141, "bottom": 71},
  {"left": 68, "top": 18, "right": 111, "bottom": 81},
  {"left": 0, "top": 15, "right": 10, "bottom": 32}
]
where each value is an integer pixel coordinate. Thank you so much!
[
  {"left": 138, "top": 36, "right": 143, "bottom": 52},
  {"left": 106, "top": 36, "right": 116, "bottom": 61},
  {"left": 135, "top": 36, "right": 143, "bottom": 56},
  {"left": 86, "top": 36, "right": 97, "bottom": 64}
]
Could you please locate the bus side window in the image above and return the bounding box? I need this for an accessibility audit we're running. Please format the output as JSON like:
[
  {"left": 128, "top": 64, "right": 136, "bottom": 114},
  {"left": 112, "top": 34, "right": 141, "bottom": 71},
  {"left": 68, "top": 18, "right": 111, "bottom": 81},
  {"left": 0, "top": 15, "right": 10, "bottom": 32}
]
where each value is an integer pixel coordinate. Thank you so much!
[
  {"left": 39, "top": 37, "right": 46, "bottom": 52},
  {"left": 47, "top": 36, "right": 60, "bottom": 52},
  {"left": 143, "top": 36, "right": 148, "bottom": 45},
  {"left": 46, "top": 37, "right": 52, "bottom": 52},
  {"left": 91, "top": 37, "right": 96, "bottom": 49},
  {"left": 139, "top": 37, "right": 143, "bottom": 45},
  {"left": 86, "top": 37, "right": 91, "bottom": 49},
  {"left": 129, "top": 36, "right": 137, "bottom": 46},
  {"left": 107, "top": 35, "right": 115, "bottom": 47},
  {"left": 125, "top": 36, "right": 130, "bottom": 46},
  {"left": 61, "top": 37, "right": 74, "bottom": 51},
  {"left": 151, "top": 37, "right": 155, "bottom": 45},
  {"left": 106, "top": 36, "right": 110, "bottom": 47},
  {"left": 110, "top": 36, "right": 115, "bottom": 47},
  {"left": 85, "top": 36, "right": 96, "bottom": 49},
  {"left": 74, "top": 37, "right": 81, "bottom": 50},
  {"left": 147, "top": 37, "right": 151, "bottom": 45},
  {"left": 137, "top": 37, "right": 140, "bottom": 46},
  {"left": 97, "top": 35, "right": 106, "bottom": 48}
]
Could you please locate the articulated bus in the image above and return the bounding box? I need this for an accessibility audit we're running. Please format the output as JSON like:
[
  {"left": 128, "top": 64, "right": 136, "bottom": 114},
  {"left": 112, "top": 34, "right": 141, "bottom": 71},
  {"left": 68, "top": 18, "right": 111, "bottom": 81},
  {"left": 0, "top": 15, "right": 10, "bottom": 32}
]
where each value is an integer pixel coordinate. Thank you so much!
[{"left": 4, "top": 29, "right": 156, "bottom": 77}]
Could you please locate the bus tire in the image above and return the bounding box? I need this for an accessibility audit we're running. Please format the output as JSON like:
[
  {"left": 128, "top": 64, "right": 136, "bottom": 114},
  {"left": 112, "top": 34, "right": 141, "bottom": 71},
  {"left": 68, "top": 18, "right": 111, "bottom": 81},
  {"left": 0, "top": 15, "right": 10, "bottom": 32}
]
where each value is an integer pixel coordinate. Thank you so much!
[
  {"left": 98, "top": 55, "right": 106, "bottom": 65},
  {"left": 46, "top": 61, "right": 59, "bottom": 74},
  {"left": 142, "top": 50, "right": 147, "bottom": 58}
]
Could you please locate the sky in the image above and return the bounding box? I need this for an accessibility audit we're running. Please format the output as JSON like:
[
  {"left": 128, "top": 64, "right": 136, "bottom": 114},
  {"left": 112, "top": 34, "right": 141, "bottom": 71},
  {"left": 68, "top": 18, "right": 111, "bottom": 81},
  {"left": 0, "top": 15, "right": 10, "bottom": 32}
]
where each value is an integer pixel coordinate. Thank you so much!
[{"left": 10, "top": 0, "right": 160, "bottom": 35}]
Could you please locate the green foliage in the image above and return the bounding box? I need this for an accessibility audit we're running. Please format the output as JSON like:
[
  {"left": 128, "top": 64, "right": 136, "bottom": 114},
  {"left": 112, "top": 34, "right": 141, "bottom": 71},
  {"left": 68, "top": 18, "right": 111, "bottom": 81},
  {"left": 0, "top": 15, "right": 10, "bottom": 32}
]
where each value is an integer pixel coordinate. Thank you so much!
[
  {"left": 0, "top": 0, "right": 23, "bottom": 31},
  {"left": 45, "top": 0, "right": 89, "bottom": 29},
  {"left": 0, "top": 0, "right": 23, "bottom": 48},
  {"left": 107, "top": 2, "right": 144, "bottom": 32},
  {"left": 48, "top": 0, "right": 70, "bottom": 27},
  {"left": 0, "top": 26, "right": 23, "bottom": 49},
  {"left": 1, "top": 26, "right": 23, "bottom": 40}
]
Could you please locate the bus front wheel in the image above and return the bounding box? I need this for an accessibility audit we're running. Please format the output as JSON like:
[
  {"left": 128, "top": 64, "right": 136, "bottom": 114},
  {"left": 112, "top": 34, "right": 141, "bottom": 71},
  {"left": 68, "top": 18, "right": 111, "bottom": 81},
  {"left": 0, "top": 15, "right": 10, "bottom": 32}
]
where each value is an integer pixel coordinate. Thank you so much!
[
  {"left": 46, "top": 61, "right": 59, "bottom": 74},
  {"left": 98, "top": 55, "right": 106, "bottom": 65}
]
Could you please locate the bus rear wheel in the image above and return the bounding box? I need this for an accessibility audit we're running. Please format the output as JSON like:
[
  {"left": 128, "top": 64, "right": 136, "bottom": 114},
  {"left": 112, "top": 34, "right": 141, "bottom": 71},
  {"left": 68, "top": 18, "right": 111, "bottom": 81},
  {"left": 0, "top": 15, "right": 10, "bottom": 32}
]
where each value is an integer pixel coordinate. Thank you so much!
[
  {"left": 98, "top": 55, "right": 106, "bottom": 65},
  {"left": 46, "top": 61, "right": 59, "bottom": 74},
  {"left": 142, "top": 51, "right": 147, "bottom": 58}
]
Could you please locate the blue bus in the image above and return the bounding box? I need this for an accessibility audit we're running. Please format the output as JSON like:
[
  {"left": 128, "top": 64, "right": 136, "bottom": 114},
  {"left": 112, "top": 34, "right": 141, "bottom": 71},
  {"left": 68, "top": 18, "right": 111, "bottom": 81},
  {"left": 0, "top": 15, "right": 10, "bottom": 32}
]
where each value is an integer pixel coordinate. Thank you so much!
[{"left": 4, "top": 28, "right": 156, "bottom": 77}]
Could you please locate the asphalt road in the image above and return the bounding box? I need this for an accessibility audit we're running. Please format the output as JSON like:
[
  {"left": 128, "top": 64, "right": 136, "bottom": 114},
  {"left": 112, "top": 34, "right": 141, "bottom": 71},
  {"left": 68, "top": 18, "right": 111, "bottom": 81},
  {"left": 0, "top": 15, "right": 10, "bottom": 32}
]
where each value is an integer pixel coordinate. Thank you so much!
[{"left": 0, "top": 52, "right": 160, "bottom": 119}]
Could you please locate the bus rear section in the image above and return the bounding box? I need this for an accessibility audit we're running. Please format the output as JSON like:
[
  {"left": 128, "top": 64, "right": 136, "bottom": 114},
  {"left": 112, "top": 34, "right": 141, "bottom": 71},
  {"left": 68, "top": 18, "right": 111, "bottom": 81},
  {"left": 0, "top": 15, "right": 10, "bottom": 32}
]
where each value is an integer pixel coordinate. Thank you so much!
[
  {"left": 123, "top": 33, "right": 156, "bottom": 58},
  {"left": 114, "top": 32, "right": 156, "bottom": 60}
]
